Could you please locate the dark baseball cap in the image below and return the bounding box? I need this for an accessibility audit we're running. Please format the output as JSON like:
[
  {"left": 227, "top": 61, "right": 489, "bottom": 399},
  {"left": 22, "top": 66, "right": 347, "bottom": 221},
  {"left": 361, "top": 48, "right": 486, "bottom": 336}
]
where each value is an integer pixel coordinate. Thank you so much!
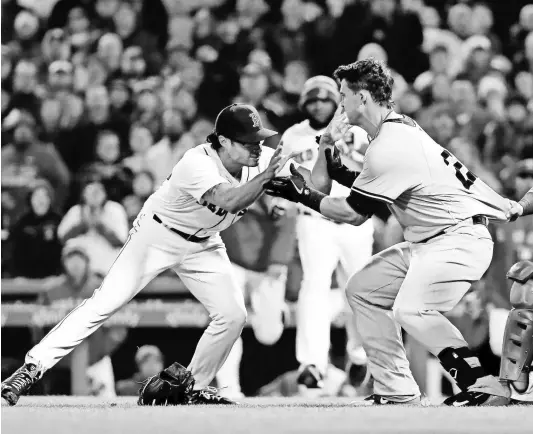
[{"left": 214, "top": 103, "right": 277, "bottom": 143}]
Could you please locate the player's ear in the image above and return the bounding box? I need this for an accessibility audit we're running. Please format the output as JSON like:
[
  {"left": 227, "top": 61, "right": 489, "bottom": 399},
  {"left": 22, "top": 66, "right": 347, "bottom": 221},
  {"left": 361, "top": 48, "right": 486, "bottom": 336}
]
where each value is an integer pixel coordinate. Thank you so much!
[{"left": 218, "top": 135, "right": 231, "bottom": 148}]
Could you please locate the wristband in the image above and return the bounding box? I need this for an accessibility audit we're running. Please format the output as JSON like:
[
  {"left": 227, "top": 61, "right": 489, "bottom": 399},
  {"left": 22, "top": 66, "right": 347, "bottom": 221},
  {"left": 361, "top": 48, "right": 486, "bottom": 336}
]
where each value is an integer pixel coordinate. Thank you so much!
[{"left": 299, "top": 187, "right": 326, "bottom": 213}]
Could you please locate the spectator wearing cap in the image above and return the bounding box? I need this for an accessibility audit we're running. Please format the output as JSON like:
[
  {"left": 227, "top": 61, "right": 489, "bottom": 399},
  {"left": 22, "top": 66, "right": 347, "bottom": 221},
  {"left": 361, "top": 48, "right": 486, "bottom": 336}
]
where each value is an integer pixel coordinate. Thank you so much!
[
  {"left": 1, "top": 110, "right": 71, "bottom": 222},
  {"left": 470, "top": 3, "right": 502, "bottom": 54},
  {"left": 145, "top": 109, "right": 192, "bottom": 187},
  {"left": 116, "top": 346, "right": 164, "bottom": 396},
  {"left": 57, "top": 176, "right": 129, "bottom": 276},
  {"left": 8, "top": 180, "right": 62, "bottom": 278},
  {"left": 32, "top": 241, "right": 127, "bottom": 396}
]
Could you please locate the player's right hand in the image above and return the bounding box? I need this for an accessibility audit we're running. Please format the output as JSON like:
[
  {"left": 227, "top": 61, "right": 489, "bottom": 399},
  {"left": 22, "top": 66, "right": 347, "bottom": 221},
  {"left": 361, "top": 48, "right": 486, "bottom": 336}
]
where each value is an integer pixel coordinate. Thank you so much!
[
  {"left": 506, "top": 200, "right": 523, "bottom": 222},
  {"left": 319, "top": 105, "right": 350, "bottom": 148}
]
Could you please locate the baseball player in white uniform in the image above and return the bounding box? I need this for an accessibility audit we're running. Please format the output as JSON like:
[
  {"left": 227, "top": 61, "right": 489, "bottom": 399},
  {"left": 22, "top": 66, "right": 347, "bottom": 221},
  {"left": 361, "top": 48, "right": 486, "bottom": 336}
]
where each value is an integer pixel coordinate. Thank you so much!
[
  {"left": 279, "top": 76, "right": 374, "bottom": 393},
  {"left": 1, "top": 104, "right": 297, "bottom": 406},
  {"left": 265, "top": 59, "right": 515, "bottom": 406}
]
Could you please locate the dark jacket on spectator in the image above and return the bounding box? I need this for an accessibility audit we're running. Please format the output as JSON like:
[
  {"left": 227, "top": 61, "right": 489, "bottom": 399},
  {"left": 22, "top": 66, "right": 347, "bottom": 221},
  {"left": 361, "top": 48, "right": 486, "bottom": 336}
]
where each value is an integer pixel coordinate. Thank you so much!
[{"left": 9, "top": 208, "right": 63, "bottom": 278}]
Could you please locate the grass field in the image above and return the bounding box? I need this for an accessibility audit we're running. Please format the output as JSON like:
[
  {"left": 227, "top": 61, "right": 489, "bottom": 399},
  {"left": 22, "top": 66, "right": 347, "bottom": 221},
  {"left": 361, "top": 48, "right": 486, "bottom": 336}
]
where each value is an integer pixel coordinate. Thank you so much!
[{"left": 2, "top": 396, "right": 532, "bottom": 434}]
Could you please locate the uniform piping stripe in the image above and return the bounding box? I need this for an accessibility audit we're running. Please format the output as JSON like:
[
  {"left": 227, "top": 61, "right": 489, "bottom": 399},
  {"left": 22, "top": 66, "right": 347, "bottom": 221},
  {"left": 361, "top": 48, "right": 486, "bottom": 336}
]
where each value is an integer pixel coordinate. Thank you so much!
[
  {"left": 351, "top": 186, "right": 394, "bottom": 204},
  {"left": 38, "top": 234, "right": 133, "bottom": 347}
]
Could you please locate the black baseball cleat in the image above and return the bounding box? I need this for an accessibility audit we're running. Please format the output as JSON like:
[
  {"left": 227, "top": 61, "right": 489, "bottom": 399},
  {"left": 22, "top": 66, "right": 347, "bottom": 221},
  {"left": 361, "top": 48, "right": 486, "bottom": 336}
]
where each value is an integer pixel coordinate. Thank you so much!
[
  {"left": 297, "top": 364, "right": 324, "bottom": 397},
  {"left": 443, "top": 390, "right": 510, "bottom": 407},
  {"left": 1, "top": 363, "right": 41, "bottom": 406},
  {"left": 188, "top": 387, "right": 237, "bottom": 405}
]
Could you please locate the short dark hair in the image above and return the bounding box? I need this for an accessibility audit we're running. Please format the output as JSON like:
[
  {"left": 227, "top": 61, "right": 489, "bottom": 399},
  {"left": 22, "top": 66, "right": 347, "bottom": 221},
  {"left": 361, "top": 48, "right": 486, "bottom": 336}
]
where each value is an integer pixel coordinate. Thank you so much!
[
  {"left": 334, "top": 58, "right": 394, "bottom": 108},
  {"left": 206, "top": 132, "right": 222, "bottom": 150}
]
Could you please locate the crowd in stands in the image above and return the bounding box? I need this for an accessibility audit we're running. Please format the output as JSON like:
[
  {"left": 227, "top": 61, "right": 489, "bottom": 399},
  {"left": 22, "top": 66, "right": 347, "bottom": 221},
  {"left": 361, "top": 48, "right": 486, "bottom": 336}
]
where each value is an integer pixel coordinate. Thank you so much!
[{"left": 1, "top": 0, "right": 533, "bottom": 396}]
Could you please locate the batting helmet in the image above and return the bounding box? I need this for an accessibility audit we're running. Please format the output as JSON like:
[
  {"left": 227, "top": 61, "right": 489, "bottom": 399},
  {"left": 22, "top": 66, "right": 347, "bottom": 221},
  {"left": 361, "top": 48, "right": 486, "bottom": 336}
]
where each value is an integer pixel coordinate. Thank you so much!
[{"left": 299, "top": 75, "right": 340, "bottom": 110}]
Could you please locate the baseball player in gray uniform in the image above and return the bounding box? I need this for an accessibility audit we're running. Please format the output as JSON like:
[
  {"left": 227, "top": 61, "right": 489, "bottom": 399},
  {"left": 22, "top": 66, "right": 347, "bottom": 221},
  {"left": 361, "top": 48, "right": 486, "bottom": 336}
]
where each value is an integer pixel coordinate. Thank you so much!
[
  {"left": 265, "top": 59, "right": 515, "bottom": 406},
  {"left": 1, "top": 104, "right": 297, "bottom": 406}
]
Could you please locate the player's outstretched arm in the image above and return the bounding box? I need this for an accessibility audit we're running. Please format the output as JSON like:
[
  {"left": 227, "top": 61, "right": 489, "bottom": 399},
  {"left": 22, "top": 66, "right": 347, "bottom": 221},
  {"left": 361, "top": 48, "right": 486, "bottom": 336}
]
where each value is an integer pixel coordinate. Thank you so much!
[
  {"left": 508, "top": 187, "right": 533, "bottom": 221},
  {"left": 264, "top": 165, "right": 369, "bottom": 226},
  {"left": 201, "top": 145, "right": 289, "bottom": 214}
]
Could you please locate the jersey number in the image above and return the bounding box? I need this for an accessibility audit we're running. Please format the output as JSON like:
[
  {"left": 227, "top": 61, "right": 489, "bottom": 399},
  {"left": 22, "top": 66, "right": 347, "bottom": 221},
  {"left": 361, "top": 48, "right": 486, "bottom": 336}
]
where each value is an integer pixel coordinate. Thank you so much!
[{"left": 440, "top": 150, "right": 477, "bottom": 190}]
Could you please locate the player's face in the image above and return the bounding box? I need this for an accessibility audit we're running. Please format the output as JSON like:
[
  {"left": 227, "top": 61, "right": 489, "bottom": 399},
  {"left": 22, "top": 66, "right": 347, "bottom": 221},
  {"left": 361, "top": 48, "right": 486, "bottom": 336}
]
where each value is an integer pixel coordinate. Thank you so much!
[
  {"left": 231, "top": 140, "right": 263, "bottom": 167},
  {"left": 340, "top": 79, "right": 364, "bottom": 125},
  {"left": 306, "top": 99, "right": 336, "bottom": 125}
]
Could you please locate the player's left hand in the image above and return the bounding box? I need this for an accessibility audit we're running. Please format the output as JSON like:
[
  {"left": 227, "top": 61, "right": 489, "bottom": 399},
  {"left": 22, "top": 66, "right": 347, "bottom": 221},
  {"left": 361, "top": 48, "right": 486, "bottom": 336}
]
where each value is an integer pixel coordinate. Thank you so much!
[
  {"left": 506, "top": 200, "right": 523, "bottom": 222},
  {"left": 264, "top": 164, "right": 308, "bottom": 203}
]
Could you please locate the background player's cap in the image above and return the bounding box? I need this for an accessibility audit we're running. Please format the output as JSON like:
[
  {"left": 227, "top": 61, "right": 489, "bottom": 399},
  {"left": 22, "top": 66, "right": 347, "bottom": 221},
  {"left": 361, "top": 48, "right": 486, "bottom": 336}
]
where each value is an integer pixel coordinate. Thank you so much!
[
  {"left": 299, "top": 75, "right": 340, "bottom": 109},
  {"left": 214, "top": 103, "right": 278, "bottom": 143}
]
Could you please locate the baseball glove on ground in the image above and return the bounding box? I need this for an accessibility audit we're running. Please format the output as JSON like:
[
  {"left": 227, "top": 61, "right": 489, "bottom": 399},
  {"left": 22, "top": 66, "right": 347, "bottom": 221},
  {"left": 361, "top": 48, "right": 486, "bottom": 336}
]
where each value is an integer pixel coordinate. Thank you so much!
[{"left": 138, "top": 362, "right": 195, "bottom": 406}]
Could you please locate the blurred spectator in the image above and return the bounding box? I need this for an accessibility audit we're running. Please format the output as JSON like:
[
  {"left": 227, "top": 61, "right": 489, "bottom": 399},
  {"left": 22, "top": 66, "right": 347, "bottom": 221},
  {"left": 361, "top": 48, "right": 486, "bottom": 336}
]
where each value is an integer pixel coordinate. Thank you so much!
[
  {"left": 122, "top": 124, "right": 154, "bottom": 175},
  {"left": 10, "top": 9, "right": 41, "bottom": 61},
  {"left": 47, "top": 0, "right": 97, "bottom": 30},
  {"left": 413, "top": 44, "right": 451, "bottom": 94},
  {"left": 1, "top": 110, "right": 71, "bottom": 221},
  {"left": 41, "top": 29, "right": 72, "bottom": 68},
  {"left": 96, "top": 33, "right": 123, "bottom": 77},
  {"left": 79, "top": 130, "right": 132, "bottom": 203},
  {"left": 116, "top": 345, "right": 164, "bottom": 396},
  {"left": 8, "top": 180, "right": 62, "bottom": 278},
  {"left": 131, "top": 170, "right": 155, "bottom": 202},
  {"left": 131, "top": 82, "right": 162, "bottom": 139},
  {"left": 509, "top": 5, "right": 533, "bottom": 59},
  {"left": 145, "top": 109, "right": 193, "bottom": 187},
  {"left": 108, "top": 78, "right": 133, "bottom": 118},
  {"left": 6, "top": 59, "right": 41, "bottom": 120},
  {"left": 67, "top": 85, "right": 129, "bottom": 172},
  {"left": 57, "top": 176, "right": 128, "bottom": 276}
]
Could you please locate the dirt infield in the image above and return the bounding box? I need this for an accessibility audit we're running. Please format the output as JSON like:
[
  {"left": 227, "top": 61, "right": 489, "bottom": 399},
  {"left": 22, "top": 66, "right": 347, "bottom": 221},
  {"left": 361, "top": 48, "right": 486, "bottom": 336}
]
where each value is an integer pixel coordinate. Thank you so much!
[{"left": 2, "top": 396, "right": 532, "bottom": 434}]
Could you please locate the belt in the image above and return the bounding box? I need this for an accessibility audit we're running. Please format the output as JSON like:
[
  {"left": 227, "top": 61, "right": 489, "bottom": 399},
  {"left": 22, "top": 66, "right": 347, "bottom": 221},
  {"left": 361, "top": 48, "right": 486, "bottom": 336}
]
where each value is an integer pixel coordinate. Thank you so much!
[
  {"left": 420, "top": 214, "right": 489, "bottom": 243},
  {"left": 298, "top": 209, "right": 343, "bottom": 224},
  {"left": 153, "top": 214, "right": 209, "bottom": 243}
]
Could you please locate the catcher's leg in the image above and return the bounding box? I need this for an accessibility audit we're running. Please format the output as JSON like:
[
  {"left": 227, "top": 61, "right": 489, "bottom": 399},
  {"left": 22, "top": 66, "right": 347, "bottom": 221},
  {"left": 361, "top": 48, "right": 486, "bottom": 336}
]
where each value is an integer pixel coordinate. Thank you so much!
[
  {"left": 345, "top": 242, "right": 421, "bottom": 402},
  {"left": 177, "top": 243, "right": 247, "bottom": 390},
  {"left": 498, "top": 261, "right": 533, "bottom": 402}
]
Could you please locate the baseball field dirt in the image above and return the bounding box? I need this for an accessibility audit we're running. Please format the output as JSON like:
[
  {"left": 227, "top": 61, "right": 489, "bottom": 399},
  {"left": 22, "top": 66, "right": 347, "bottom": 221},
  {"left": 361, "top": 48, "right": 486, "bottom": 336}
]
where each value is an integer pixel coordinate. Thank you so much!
[{"left": 2, "top": 396, "right": 532, "bottom": 434}]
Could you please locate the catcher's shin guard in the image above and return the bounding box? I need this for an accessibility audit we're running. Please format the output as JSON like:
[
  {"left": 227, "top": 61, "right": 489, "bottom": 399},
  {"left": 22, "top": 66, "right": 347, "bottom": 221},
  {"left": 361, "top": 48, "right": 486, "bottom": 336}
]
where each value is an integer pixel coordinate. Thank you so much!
[
  {"left": 500, "top": 261, "right": 533, "bottom": 394},
  {"left": 438, "top": 346, "right": 486, "bottom": 391}
]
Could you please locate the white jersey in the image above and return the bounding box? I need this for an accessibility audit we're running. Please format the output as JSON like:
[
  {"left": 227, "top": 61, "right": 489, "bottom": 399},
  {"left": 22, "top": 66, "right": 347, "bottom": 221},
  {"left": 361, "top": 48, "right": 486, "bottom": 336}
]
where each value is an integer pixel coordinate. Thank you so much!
[
  {"left": 280, "top": 120, "right": 368, "bottom": 215},
  {"left": 141, "top": 143, "right": 291, "bottom": 238}
]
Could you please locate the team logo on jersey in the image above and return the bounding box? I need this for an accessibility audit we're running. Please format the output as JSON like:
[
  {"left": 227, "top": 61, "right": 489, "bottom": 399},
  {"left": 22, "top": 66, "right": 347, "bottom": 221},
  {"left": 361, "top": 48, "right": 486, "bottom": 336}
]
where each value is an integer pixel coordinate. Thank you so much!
[
  {"left": 249, "top": 112, "right": 261, "bottom": 128},
  {"left": 199, "top": 200, "right": 247, "bottom": 217}
]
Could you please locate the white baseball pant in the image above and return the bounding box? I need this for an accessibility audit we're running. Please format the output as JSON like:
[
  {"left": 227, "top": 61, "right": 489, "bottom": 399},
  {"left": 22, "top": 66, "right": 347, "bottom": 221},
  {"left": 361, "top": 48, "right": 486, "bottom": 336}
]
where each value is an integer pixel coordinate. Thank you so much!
[
  {"left": 27, "top": 212, "right": 246, "bottom": 390},
  {"left": 295, "top": 214, "right": 374, "bottom": 374}
]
